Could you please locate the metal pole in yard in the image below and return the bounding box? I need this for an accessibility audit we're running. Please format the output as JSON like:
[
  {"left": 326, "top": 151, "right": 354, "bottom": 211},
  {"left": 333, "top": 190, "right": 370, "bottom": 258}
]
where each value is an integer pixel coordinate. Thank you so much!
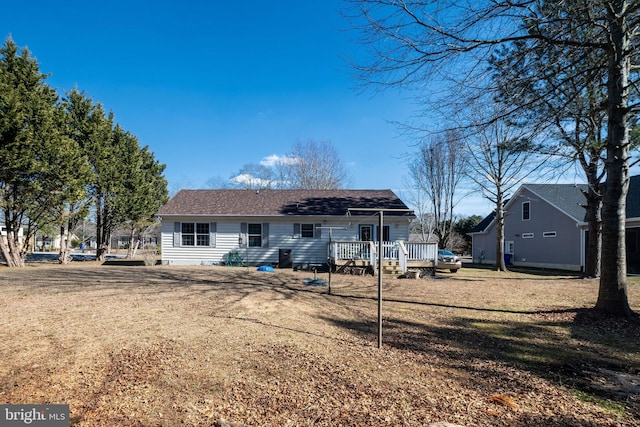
[
  {"left": 377, "top": 210, "right": 383, "bottom": 348},
  {"left": 317, "top": 226, "right": 346, "bottom": 295},
  {"left": 329, "top": 228, "right": 332, "bottom": 294},
  {"left": 347, "top": 207, "right": 413, "bottom": 349}
]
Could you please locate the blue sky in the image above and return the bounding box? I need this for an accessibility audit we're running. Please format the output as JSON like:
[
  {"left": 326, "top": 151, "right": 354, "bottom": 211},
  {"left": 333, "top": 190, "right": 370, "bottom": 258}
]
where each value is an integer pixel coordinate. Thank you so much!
[{"left": 1, "top": 1, "right": 496, "bottom": 217}]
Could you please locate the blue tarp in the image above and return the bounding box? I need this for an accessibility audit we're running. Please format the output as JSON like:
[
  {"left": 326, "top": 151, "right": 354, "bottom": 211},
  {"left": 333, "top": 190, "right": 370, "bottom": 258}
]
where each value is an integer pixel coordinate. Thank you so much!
[{"left": 257, "top": 265, "right": 275, "bottom": 272}]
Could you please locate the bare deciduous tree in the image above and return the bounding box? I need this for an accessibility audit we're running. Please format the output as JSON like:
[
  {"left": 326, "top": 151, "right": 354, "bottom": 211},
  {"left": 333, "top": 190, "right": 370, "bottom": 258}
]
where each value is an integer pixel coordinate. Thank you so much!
[
  {"left": 283, "top": 140, "right": 352, "bottom": 190},
  {"left": 408, "top": 131, "right": 465, "bottom": 249},
  {"left": 488, "top": 4, "right": 609, "bottom": 278},
  {"left": 229, "top": 163, "right": 278, "bottom": 190},
  {"left": 463, "top": 111, "right": 547, "bottom": 271},
  {"left": 225, "top": 140, "right": 351, "bottom": 190},
  {"left": 346, "top": 0, "right": 639, "bottom": 316}
]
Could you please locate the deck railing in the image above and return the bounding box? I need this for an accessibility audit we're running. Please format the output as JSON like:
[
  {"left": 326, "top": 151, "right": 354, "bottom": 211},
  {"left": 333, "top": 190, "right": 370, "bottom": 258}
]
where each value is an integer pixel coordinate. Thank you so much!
[
  {"left": 405, "top": 242, "right": 438, "bottom": 261},
  {"left": 330, "top": 241, "right": 373, "bottom": 260},
  {"left": 330, "top": 240, "right": 437, "bottom": 273}
]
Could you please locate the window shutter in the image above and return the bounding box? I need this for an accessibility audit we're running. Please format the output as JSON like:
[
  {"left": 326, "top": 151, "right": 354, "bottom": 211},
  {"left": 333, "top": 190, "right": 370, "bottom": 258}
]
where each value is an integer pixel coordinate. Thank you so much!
[
  {"left": 314, "top": 223, "right": 322, "bottom": 239},
  {"left": 293, "top": 223, "right": 301, "bottom": 238},
  {"left": 262, "top": 223, "right": 269, "bottom": 247},
  {"left": 240, "top": 222, "right": 247, "bottom": 247},
  {"left": 173, "top": 222, "right": 181, "bottom": 247},
  {"left": 210, "top": 222, "right": 217, "bottom": 247}
]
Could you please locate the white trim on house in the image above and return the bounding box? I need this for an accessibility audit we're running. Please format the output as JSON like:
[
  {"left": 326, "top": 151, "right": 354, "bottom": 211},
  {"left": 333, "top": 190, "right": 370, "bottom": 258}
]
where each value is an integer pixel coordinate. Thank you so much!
[{"left": 160, "top": 215, "right": 411, "bottom": 266}]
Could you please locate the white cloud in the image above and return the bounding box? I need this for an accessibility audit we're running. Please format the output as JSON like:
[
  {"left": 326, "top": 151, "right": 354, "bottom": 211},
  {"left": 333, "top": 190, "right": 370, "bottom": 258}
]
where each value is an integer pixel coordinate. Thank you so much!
[
  {"left": 230, "top": 173, "right": 274, "bottom": 187},
  {"left": 260, "top": 154, "right": 298, "bottom": 167}
]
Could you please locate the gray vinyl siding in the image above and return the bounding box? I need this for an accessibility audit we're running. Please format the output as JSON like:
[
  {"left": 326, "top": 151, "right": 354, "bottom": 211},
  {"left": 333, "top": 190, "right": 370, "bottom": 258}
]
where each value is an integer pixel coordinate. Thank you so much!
[
  {"left": 161, "top": 216, "right": 411, "bottom": 266},
  {"left": 471, "top": 231, "right": 494, "bottom": 265},
  {"left": 471, "top": 188, "right": 583, "bottom": 271},
  {"left": 507, "top": 189, "right": 582, "bottom": 268}
]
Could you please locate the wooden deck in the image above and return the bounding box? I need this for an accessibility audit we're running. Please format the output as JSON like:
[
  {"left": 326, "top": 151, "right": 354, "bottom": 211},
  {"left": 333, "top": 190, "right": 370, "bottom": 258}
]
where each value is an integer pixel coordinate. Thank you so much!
[{"left": 329, "top": 241, "right": 438, "bottom": 276}]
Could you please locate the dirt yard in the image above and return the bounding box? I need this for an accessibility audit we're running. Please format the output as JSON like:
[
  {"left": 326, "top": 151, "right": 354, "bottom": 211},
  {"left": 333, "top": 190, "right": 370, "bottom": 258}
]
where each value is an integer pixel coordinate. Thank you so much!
[{"left": 0, "top": 264, "right": 638, "bottom": 426}]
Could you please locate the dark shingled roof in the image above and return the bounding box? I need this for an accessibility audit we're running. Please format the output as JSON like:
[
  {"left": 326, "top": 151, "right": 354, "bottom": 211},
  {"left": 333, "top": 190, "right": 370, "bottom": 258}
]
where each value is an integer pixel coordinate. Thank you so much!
[
  {"left": 523, "top": 183, "right": 588, "bottom": 221},
  {"left": 469, "top": 211, "right": 497, "bottom": 234},
  {"left": 526, "top": 176, "right": 640, "bottom": 220},
  {"left": 628, "top": 175, "right": 640, "bottom": 218},
  {"left": 157, "top": 189, "right": 412, "bottom": 217},
  {"left": 469, "top": 175, "right": 640, "bottom": 233}
]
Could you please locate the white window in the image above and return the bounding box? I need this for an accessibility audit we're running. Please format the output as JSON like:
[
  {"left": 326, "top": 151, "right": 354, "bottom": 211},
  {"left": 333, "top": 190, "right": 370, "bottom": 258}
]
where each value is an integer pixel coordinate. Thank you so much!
[
  {"left": 522, "top": 233, "right": 534, "bottom": 239},
  {"left": 181, "top": 222, "right": 210, "bottom": 246},
  {"left": 301, "top": 224, "right": 315, "bottom": 238},
  {"left": 248, "top": 223, "right": 262, "bottom": 247},
  {"left": 522, "top": 201, "right": 531, "bottom": 220},
  {"left": 543, "top": 231, "right": 557, "bottom": 238},
  {"left": 196, "top": 223, "right": 210, "bottom": 246},
  {"left": 294, "top": 223, "right": 321, "bottom": 239},
  {"left": 181, "top": 223, "right": 195, "bottom": 246}
]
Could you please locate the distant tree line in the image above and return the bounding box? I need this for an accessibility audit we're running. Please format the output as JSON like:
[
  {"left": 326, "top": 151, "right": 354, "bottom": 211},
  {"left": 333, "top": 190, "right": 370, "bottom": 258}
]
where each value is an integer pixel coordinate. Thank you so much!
[{"left": 0, "top": 37, "right": 168, "bottom": 266}]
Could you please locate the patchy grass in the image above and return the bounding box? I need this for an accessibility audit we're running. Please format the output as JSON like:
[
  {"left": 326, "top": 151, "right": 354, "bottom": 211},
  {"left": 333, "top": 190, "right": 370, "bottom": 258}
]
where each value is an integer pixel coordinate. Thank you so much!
[
  {"left": 0, "top": 264, "right": 638, "bottom": 426},
  {"left": 573, "top": 390, "right": 627, "bottom": 419}
]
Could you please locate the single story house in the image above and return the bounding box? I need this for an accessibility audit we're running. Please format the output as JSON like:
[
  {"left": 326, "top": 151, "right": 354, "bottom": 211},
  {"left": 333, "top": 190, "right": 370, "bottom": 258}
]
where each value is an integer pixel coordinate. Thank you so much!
[
  {"left": 1, "top": 223, "right": 24, "bottom": 246},
  {"left": 156, "top": 189, "right": 417, "bottom": 267},
  {"left": 469, "top": 175, "right": 640, "bottom": 273}
]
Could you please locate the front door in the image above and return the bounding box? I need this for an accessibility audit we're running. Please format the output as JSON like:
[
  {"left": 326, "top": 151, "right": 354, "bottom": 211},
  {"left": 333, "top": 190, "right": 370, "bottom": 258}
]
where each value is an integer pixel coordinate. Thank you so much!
[{"left": 359, "top": 225, "right": 373, "bottom": 241}]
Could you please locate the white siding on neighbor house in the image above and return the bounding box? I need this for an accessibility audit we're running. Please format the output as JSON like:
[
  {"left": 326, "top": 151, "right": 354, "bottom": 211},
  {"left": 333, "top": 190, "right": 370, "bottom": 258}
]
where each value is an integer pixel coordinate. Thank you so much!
[{"left": 160, "top": 216, "right": 411, "bottom": 266}]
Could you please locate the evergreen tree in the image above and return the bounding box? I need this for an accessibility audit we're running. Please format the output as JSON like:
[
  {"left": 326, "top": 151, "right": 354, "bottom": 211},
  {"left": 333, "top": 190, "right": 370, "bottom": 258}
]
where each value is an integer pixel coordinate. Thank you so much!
[
  {"left": 61, "top": 89, "right": 114, "bottom": 261},
  {"left": 0, "top": 37, "right": 79, "bottom": 266},
  {"left": 111, "top": 130, "right": 168, "bottom": 259}
]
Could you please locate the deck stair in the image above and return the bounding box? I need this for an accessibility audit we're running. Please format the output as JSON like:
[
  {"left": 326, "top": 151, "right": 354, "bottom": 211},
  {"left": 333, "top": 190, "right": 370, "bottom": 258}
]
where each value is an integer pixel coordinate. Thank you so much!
[{"left": 381, "top": 260, "right": 403, "bottom": 277}]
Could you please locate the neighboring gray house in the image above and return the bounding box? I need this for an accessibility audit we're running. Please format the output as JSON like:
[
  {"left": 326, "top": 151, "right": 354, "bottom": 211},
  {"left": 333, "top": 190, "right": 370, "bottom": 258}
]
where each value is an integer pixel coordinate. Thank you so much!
[
  {"left": 469, "top": 175, "right": 640, "bottom": 273},
  {"left": 156, "top": 189, "right": 414, "bottom": 267}
]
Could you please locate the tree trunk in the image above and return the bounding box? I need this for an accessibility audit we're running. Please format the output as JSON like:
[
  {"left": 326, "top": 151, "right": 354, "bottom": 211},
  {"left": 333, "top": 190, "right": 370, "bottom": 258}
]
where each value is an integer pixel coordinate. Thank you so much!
[
  {"left": 595, "top": 1, "right": 633, "bottom": 316},
  {"left": 7, "top": 243, "right": 24, "bottom": 267},
  {"left": 1, "top": 234, "right": 25, "bottom": 267},
  {"left": 58, "top": 224, "right": 72, "bottom": 265},
  {"left": 0, "top": 233, "right": 15, "bottom": 267},
  {"left": 495, "top": 195, "right": 507, "bottom": 272},
  {"left": 126, "top": 226, "right": 136, "bottom": 259},
  {"left": 0, "top": 213, "right": 26, "bottom": 267},
  {"left": 583, "top": 187, "right": 602, "bottom": 278},
  {"left": 131, "top": 239, "right": 140, "bottom": 259},
  {"left": 598, "top": 168, "right": 631, "bottom": 315},
  {"left": 95, "top": 195, "right": 108, "bottom": 262}
]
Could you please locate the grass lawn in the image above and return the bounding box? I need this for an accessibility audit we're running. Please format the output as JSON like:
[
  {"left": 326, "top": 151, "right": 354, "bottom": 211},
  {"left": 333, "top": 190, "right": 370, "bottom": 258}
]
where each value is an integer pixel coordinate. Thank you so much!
[{"left": 0, "top": 264, "right": 638, "bottom": 426}]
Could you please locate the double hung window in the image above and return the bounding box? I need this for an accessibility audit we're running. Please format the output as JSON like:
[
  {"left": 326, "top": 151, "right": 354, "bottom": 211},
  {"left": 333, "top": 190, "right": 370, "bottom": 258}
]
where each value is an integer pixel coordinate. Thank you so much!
[
  {"left": 181, "top": 222, "right": 210, "bottom": 246},
  {"left": 248, "top": 223, "right": 262, "bottom": 247}
]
